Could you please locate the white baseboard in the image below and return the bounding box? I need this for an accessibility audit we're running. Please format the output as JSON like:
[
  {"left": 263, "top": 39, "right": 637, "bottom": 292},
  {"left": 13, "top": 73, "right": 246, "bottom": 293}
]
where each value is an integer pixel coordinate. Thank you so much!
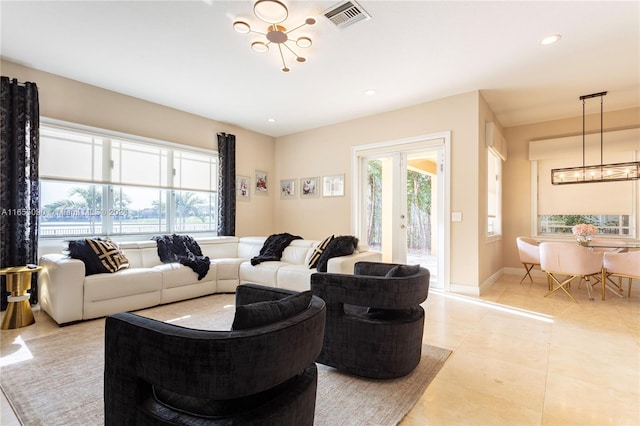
[
  {"left": 448, "top": 282, "right": 481, "bottom": 297},
  {"left": 504, "top": 266, "right": 546, "bottom": 279}
]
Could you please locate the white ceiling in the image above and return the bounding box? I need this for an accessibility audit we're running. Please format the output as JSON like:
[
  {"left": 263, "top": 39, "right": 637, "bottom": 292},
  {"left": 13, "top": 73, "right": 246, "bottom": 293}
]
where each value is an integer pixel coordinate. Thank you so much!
[{"left": 1, "top": 1, "right": 638, "bottom": 137}]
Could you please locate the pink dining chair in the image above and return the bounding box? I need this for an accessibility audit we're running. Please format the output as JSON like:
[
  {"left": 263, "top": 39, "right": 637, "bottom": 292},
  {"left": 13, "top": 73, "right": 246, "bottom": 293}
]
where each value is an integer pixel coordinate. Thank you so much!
[
  {"left": 602, "top": 251, "right": 640, "bottom": 300},
  {"left": 539, "top": 242, "right": 604, "bottom": 303},
  {"left": 516, "top": 237, "right": 541, "bottom": 285}
]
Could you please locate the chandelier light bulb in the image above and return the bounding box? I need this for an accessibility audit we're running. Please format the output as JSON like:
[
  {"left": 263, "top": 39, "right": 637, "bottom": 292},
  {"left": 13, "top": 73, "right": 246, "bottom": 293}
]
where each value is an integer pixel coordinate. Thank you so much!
[
  {"left": 297, "top": 37, "right": 312, "bottom": 48},
  {"left": 233, "top": 21, "right": 250, "bottom": 34},
  {"left": 254, "top": 0, "right": 288, "bottom": 24},
  {"left": 251, "top": 41, "right": 268, "bottom": 53}
]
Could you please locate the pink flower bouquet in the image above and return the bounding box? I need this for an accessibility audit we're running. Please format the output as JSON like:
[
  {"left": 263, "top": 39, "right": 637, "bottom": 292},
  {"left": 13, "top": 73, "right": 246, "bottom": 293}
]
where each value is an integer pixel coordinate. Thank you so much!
[{"left": 571, "top": 223, "right": 598, "bottom": 237}]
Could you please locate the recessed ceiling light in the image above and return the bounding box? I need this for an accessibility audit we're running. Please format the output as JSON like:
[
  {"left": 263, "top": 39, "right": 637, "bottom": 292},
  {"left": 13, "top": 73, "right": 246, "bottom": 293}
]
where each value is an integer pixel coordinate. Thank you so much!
[
  {"left": 364, "top": 89, "right": 376, "bottom": 96},
  {"left": 267, "top": 118, "right": 276, "bottom": 123},
  {"left": 540, "top": 34, "right": 561, "bottom": 45}
]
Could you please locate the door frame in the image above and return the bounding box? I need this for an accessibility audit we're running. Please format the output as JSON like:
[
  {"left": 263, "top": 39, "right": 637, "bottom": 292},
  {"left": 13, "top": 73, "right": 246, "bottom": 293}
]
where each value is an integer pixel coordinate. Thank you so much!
[{"left": 351, "top": 131, "right": 451, "bottom": 290}]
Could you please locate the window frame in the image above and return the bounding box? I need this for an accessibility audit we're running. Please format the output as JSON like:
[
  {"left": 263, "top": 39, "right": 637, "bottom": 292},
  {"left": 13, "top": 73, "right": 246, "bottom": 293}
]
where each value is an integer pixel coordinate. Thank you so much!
[
  {"left": 487, "top": 147, "right": 503, "bottom": 240},
  {"left": 38, "top": 118, "right": 219, "bottom": 240}
]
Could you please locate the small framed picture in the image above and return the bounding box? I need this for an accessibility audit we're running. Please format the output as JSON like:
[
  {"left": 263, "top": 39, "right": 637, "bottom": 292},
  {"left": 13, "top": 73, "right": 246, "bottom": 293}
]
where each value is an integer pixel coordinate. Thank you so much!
[
  {"left": 323, "top": 174, "right": 345, "bottom": 197},
  {"left": 255, "top": 170, "right": 269, "bottom": 195},
  {"left": 300, "top": 177, "right": 320, "bottom": 198},
  {"left": 280, "top": 179, "right": 297, "bottom": 199},
  {"left": 236, "top": 175, "right": 251, "bottom": 201}
]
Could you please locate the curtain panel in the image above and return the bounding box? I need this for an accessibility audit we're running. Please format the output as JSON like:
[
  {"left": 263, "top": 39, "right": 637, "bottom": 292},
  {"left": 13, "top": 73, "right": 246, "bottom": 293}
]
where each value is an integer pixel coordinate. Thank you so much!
[
  {"left": 217, "top": 133, "right": 236, "bottom": 236},
  {"left": 0, "top": 77, "right": 40, "bottom": 309}
]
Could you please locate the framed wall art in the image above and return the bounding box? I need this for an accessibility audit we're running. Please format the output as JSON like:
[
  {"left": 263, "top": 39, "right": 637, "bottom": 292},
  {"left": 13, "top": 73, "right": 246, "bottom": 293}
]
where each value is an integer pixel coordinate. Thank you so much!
[
  {"left": 300, "top": 177, "right": 320, "bottom": 198},
  {"left": 322, "top": 174, "right": 345, "bottom": 197},
  {"left": 236, "top": 175, "right": 251, "bottom": 201},
  {"left": 280, "top": 179, "right": 297, "bottom": 199},
  {"left": 255, "top": 170, "right": 269, "bottom": 195}
]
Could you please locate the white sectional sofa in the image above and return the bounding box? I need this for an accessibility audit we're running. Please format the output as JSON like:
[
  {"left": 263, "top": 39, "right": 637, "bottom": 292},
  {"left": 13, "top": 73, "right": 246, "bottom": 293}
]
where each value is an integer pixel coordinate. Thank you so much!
[{"left": 37, "top": 236, "right": 380, "bottom": 325}]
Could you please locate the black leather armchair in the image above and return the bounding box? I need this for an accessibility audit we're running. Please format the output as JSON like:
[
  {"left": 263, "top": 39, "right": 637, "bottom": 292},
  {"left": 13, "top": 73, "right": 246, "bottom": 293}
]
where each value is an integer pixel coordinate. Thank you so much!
[
  {"left": 104, "top": 284, "right": 326, "bottom": 426},
  {"left": 311, "top": 261, "right": 430, "bottom": 379}
]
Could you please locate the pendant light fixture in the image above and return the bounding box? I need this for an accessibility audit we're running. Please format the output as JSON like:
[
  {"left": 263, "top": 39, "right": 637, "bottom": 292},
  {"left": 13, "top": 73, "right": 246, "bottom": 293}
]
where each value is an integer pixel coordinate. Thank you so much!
[
  {"left": 551, "top": 91, "right": 640, "bottom": 185},
  {"left": 233, "top": 0, "right": 316, "bottom": 72}
]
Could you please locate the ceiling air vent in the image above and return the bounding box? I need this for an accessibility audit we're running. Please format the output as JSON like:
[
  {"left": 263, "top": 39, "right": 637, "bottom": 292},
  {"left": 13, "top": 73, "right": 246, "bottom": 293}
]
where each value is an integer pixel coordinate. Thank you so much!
[{"left": 323, "top": 1, "right": 371, "bottom": 29}]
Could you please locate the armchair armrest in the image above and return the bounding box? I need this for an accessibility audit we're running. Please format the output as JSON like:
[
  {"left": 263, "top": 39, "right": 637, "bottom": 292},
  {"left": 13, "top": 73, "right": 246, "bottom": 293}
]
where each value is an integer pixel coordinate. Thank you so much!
[
  {"left": 38, "top": 254, "right": 85, "bottom": 325},
  {"left": 326, "top": 250, "right": 382, "bottom": 274},
  {"left": 235, "top": 282, "right": 298, "bottom": 306},
  {"left": 311, "top": 266, "right": 429, "bottom": 310},
  {"left": 353, "top": 261, "right": 397, "bottom": 276}
]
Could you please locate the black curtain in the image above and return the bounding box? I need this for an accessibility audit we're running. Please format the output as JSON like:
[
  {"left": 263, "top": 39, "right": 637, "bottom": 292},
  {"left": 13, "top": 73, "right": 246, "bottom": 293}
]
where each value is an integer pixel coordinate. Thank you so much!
[
  {"left": 217, "top": 132, "right": 236, "bottom": 236},
  {"left": 0, "top": 77, "right": 40, "bottom": 309}
]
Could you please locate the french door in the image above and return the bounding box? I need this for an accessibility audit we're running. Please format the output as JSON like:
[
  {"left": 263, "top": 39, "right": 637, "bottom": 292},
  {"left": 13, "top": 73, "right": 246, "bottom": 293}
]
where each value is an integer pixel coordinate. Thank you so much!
[{"left": 352, "top": 134, "right": 449, "bottom": 289}]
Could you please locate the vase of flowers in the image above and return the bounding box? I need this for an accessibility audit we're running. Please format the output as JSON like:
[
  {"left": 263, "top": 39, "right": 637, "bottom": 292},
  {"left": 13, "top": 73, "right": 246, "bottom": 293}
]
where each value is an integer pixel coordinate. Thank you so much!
[{"left": 571, "top": 223, "right": 598, "bottom": 246}]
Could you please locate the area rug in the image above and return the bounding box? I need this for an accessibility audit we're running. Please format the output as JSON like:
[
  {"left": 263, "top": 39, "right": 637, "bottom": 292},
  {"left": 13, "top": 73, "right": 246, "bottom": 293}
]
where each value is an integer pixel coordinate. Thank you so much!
[{"left": 0, "top": 294, "right": 451, "bottom": 426}]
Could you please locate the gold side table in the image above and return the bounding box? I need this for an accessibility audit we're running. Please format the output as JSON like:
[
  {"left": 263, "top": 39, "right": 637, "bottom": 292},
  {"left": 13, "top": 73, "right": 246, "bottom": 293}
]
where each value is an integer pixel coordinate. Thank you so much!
[{"left": 1, "top": 265, "right": 41, "bottom": 330}]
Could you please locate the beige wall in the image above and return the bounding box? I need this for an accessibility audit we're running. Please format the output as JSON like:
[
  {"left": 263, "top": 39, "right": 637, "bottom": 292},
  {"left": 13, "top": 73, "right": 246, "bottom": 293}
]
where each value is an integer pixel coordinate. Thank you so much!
[
  {"left": 9, "top": 58, "right": 601, "bottom": 292},
  {"left": 478, "top": 93, "right": 505, "bottom": 285},
  {"left": 1, "top": 59, "right": 275, "bottom": 237},
  {"left": 275, "top": 91, "right": 487, "bottom": 291},
  {"left": 503, "top": 107, "right": 640, "bottom": 269}
]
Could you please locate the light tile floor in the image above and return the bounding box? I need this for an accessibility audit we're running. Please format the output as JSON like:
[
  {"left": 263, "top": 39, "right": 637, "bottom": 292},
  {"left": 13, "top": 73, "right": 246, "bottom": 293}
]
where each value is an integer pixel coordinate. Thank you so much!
[
  {"left": 401, "top": 273, "right": 640, "bottom": 426},
  {"left": 1, "top": 273, "right": 638, "bottom": 425}
]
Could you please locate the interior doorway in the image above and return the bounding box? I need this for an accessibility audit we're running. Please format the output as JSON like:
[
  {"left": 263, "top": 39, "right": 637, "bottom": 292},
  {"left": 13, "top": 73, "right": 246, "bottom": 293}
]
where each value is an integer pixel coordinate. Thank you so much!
[{"left": 352, "top": 133, "right": 449, "bottom": 289}]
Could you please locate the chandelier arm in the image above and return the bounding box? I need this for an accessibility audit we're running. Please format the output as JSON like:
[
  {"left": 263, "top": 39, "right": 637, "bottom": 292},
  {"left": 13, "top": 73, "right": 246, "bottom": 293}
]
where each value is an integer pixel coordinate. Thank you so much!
[
  {"left": 248, "top": 29, "right": 268, "bottom": 36},
  {"left": 277, "top": 44, "right": 289, "bottom": 71},
  {"left": 582, "top": 98, "right": 586, "bottom": 169},
  {"left": 281, "top": 42, "right": 301, "bottom": 59},
  {"left": 600, "top": 95, "right": 604, "bottom": 165},
  {"left": 285, "top": 22, "right": 309, "bottom": 34}
]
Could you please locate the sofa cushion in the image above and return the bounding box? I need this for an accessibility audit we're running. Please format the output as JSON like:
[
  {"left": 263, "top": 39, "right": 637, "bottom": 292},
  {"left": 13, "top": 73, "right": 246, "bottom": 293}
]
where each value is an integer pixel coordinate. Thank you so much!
[
  {"left": 239, "top": 261, "right": 285, "bottom": 287},
  {"left": 307, "top": 235, "right": 334, "bottom": 268},
  {"left": 84, "top": 268, "right": 162, "bottom": 302},
  {"left": 277, "top": 265, "right": 316, "bottom": 293},
  {"left": 281, "top": 240, "right": 316, "bottom": 265},
  {"left": 68, "top": 238, "right": 130, "bottom": 276},
  {"left": 315, "top": 235, "right": 359, "bottom": 273},
  {"left": 232, "top": 290, "right": 312, "bottom": 330},
  {"left": 385, "top": 264, "right": 421, "bottom": 278}
]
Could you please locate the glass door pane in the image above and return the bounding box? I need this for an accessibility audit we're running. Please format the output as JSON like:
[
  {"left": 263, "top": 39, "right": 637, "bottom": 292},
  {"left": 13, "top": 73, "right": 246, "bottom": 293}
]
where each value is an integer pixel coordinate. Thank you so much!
[
  {"left": 357, "top": 139, "right": 445, "bottom": 289},
  {"left": 406, "top": 151, "right": 439, "bottom": 285}
]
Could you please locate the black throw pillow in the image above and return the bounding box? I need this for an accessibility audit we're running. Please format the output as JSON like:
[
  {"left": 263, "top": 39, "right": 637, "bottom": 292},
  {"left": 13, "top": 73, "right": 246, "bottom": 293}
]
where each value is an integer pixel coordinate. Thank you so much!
[
  {"left": 308, "top": 235, "right": 334, "bottom": 269},
  {"left": 385, "top": 264, "right": 421, "bottom": 278},
  {"left": 68, "top": 238, "right": 130, "bottom": 276},
  {"left": 232, "top": 291, "right": 313, "bottom": 330},
  {"left": 315, "top": 235, "right": 359, "bottom": 273}
]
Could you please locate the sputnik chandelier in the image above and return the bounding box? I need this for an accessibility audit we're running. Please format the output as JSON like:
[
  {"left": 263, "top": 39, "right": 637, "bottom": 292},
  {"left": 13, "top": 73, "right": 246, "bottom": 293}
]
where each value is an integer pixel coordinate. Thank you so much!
[{"left": 233, "top": 0, "right": 316, "bottom": 72}]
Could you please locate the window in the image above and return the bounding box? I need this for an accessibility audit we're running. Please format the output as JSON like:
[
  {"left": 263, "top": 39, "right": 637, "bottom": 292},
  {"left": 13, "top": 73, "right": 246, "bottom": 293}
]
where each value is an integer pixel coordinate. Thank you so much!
[
  {"left": 39, "top": 122, "right": 218, "bottom": 238},
  {"left": 487, "top": 148, "right": 502, "bottom": 237},
  {"left": 530, "top": 128, "right": 637, "bottom": 238}
]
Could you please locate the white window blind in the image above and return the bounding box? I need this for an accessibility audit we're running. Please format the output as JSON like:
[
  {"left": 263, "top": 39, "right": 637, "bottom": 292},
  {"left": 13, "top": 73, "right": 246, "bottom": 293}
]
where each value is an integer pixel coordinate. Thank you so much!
[
  {"left": 537, "top": 154, "right": 635, "bottom": 215},
  {"left": 111, "top": 140, "right": 168, "bottom": 187},
  {"left": 40, "top": 127, "right": 103, "bottom": 181},
  {"left": 531, "top": 128, "right": 638, "bottom": 216}
]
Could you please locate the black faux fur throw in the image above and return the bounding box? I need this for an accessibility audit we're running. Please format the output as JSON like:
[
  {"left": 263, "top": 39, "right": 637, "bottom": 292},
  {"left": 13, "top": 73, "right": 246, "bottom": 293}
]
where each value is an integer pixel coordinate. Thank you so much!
[
  {"left": 251, "top": 233, "right": 302, "bottom": 266},
  {"left": 153, "top": 234, "right": 210, "bottom": 280}
]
